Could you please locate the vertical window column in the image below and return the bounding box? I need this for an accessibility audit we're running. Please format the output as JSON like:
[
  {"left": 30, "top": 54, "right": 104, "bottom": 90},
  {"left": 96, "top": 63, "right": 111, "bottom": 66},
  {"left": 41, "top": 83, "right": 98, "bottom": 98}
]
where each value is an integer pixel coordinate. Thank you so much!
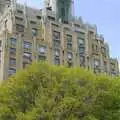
[
  {"left": 52, "top": 31, "right": 61, "bottom": 65},
  {"left": 66, "top": 35, "right": 72, "bottom": 50},
  {"left": 23, "top": 41, "right": 32, "bottom": 68},
  {"left": 54, "top": 49, "right": 60, "bottom": 65},
  {"left": 67, "top": 52, "right": 73, "bottom": 67}
]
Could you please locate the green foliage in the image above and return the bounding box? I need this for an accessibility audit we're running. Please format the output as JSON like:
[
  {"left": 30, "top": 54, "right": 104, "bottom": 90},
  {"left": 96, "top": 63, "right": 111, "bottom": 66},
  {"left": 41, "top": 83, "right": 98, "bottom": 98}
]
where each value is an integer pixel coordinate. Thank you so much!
[{"left": 0, "top": 62, "right": 120, "bottom": 120}]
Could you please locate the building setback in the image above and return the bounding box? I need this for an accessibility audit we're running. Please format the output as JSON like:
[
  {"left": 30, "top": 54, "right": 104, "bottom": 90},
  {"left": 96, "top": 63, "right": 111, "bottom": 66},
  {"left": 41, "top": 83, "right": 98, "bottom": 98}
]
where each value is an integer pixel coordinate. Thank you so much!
[{"left": 0, "top": 0, "right": 119, "bottom": 80}]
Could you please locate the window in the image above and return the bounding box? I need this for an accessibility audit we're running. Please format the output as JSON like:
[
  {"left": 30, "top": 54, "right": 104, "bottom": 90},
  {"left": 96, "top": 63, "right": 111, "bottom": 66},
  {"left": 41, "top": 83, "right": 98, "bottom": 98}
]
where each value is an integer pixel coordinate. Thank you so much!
[
  {"left": 80, "top": 56, "right": 85, "bottom": 67},
  {"left": 9, "top": 58, "right": 16, "bottom": 66},
  {"left": 32, "top": 28, "right": 37, "bottom": 36},
  {"left": 23, "top": 52, "right": 32, "bottom": 65},
  {"left": 23, "top": 41, "right": 32, "bottom": 50},
  {"left": 38, "top": 55, "right": 46, "bottom": 61},
  {"left": 110, "top": 63, "right": 115, "bottom": 69},
  {"left": 15, "top": 16, "right": 23, "bottom": 21},
  {"left": 78, "top": 38, "right": 84, "bottom": 45},
  {"left": 92, "top": 44, "right": 98, "bottom": 52},
  {"left": 52, "top": 23, "right": 59, "bottom": 28},
  {"left": 67, "top": 35, "right": 72, "bottom": 43},
  {"left": 38, "top": 45, "right": 47, "bottom": 61},
  {"left": 10, "top": 37, "right": 16, "bottom": 46},
  {"left": 92, "top": 44, "right": 94, "bottom": 50},
  {"left": 61, "top": 8, "right": 65, "bottom": 17},
  {"left": 53, "top": 31, "right": 60, "bottom": 40},
  {"left": 54, "top": 40, "right": 60, "bottom": 48},
  {"left": 101, "top": 47, "right": 105, "bottom": 53},
  {"left": 79, "top": 32, "right": 85, "bottom": 38},
  {"left": 8, "top": 68, "right": 16, "bottom": 76},
  {"left": 94, "top": 59, "right": 100, "bottom": 67},
  {"left": 39, "top": 47, "right": 45, "bottom": 53},
  {"left": 36, "top": 16, "right": 41, "bottom": 20},
  {"left": 54, "top": 58, "right": 60, "bottom": 65},
  {"left": 16, "top": 24, "right": 24, "bottom": 32},
  {"left": 38, "top": 45, "right": 46, "bottom": 54},
  {"left": 10, "top": 48, "right": 16, "bottom": 55},
  {"left": 54, "top": 49, "right": 60, "bottom": 57},
  {"left": 48, "top": 16, "right": 55, "bottom": 21},
  {"left": 30, "top": 21, "right": 36, "bottom": 24},
  {"left": 17, "top": 10, "right": 23, "bottom": 14},
  {"left": 95, "top": 45, "right": 98, "bottom": 51},
  {"left": 67, "top": 44, "right": 72, "bottom": 50},
  {"left": 74, "top": 24, "right": 80, "bottom": 28},
  {"left": 78, "top": 47, "right": 85, "bottom": 54},
  {"left": 104, "top": 61, "right": 107, "bottom": 72},
  {"left": 67, "top": 52, "right": 72, "bottom": 60},
  {"left": 80, "top": 56, "right": 85, "bottom": 63},
  {"left": 23, "top": 52, "right": 32, "bottom": 59},
  {"left": 67, "top": 35, "right": 72, "bottom": 50}
]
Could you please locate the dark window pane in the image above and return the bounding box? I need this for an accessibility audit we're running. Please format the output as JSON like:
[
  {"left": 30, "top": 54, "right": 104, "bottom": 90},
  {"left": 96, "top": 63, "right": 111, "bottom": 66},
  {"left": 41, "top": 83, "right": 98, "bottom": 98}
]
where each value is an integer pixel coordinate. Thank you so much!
[
  {"left": 8, "top": 68, "right": 16, "bottom": 76},
  {"left": 23, "top": 41, "right": 32, "bottom": 50},
  {"left": 10, "top": 48, "right": 16, "bottom": 55},
  {"left": 9, "top": 58, "right": 16, "bottom": 66}
]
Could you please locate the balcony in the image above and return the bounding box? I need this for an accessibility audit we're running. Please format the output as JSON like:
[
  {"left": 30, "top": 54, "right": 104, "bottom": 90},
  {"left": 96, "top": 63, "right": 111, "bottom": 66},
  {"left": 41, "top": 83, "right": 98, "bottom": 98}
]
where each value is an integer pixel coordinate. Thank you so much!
[
  {"left": 15, "top": 16, "right": 25, "bottom": 25},
  {"left": 16, "top": 24, "right": 25, "bottom": 33},
  {"left": 44, "top": 9, "right": 56, "bottom": 19}
]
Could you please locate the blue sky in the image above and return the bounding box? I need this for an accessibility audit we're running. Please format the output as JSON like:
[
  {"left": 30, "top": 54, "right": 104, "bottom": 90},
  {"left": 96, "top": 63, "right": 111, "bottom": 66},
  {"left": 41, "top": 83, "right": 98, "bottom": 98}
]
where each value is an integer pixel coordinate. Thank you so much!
[{"left": 18, "top": 0, "right": 120, "bottom": 60}]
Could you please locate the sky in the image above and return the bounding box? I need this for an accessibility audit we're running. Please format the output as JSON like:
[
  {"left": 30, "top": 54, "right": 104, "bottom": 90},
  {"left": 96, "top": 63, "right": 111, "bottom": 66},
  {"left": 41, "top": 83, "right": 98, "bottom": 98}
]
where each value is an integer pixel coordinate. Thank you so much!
[{"left": 18, "top": 0, "right": 120, "bottom": 61}]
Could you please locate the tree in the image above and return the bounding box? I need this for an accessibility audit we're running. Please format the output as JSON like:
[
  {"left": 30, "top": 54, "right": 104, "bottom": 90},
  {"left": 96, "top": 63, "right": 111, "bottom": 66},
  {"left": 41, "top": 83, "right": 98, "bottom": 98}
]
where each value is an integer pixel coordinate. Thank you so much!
[{"left": 0, "top": 62, "right": 120, "bottom": 120}]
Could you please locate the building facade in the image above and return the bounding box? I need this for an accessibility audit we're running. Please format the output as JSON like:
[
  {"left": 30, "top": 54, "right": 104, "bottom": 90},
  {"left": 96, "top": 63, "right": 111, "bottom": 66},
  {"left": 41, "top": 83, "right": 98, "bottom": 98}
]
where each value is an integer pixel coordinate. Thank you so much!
[{"left": 0, "top": 1, "right": 119, "bottom": 80}]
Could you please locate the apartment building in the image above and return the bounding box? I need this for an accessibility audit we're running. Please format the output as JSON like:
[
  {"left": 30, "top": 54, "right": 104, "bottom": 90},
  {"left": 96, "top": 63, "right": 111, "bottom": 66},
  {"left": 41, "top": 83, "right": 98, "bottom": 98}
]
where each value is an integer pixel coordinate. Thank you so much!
[{"left": 0, "top": 0, "right": 119, "bottom": 80}]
